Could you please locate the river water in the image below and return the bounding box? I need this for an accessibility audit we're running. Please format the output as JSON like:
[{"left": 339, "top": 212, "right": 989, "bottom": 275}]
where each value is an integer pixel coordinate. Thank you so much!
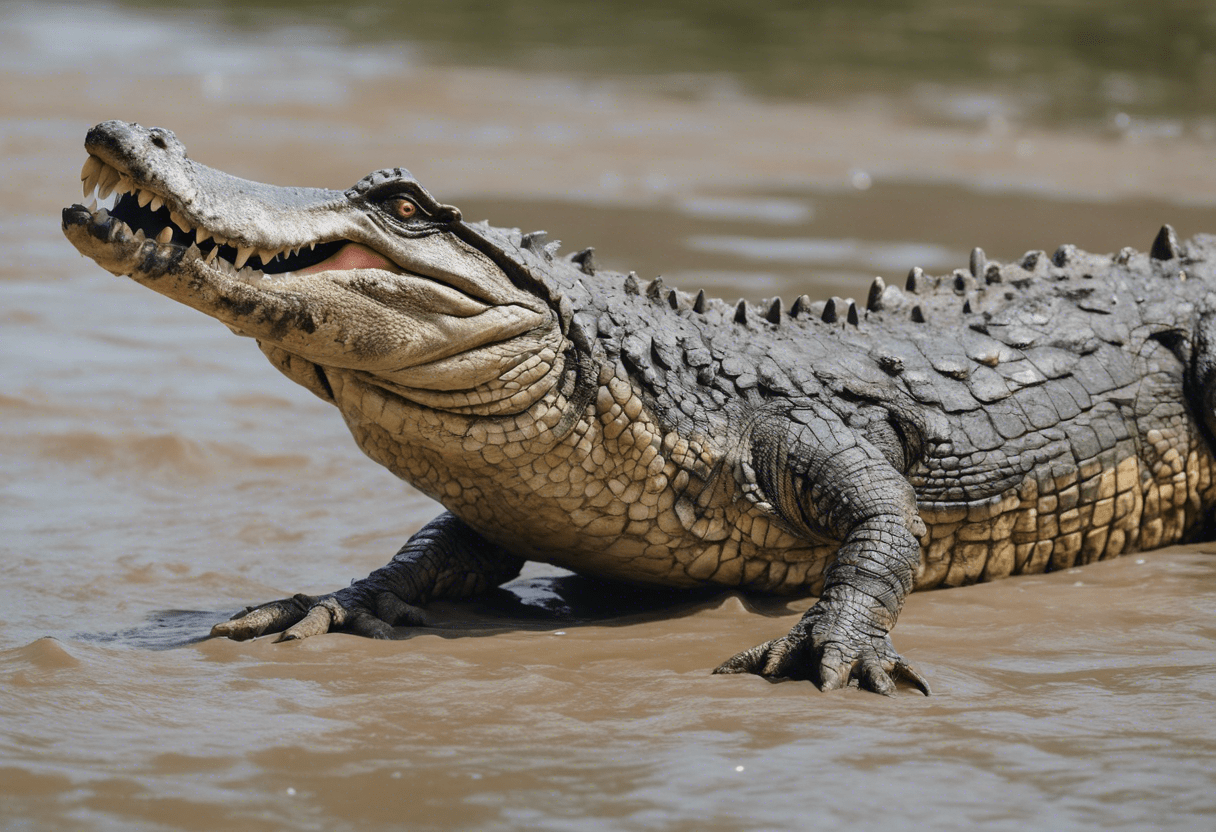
[{"left": 3, "top": 2, "right": 1216, "bottom": 829}]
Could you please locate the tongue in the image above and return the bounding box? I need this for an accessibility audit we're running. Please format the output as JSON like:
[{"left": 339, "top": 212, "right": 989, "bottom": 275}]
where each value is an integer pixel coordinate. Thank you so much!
[{"left": 298, "top": 242, "right": 400, "bottom": 274}]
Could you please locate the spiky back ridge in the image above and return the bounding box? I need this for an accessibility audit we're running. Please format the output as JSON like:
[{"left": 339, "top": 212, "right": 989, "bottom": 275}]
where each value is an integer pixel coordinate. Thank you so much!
[{"left": 496, "top": 220, "right": 1210, "bottom": 420}]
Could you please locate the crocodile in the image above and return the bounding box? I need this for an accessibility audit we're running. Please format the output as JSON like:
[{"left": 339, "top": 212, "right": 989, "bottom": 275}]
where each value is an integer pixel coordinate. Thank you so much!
[{"left": 62, "top": 120, "right": 1216, "bottom": 695}]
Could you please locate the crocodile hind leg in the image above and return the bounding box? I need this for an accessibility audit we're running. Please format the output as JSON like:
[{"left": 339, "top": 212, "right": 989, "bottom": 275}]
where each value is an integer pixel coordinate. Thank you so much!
[
  {"left": 714, "top": 409, "right": 932, "bottom": 695},
  {"left": 211, "top": 511, "right": 524, "bottom": 642}
]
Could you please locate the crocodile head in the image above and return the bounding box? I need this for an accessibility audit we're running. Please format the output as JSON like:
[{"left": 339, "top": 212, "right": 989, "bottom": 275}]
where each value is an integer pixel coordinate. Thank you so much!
[{"left": 62, "top": 120, "right": 564, "bottom": 412}]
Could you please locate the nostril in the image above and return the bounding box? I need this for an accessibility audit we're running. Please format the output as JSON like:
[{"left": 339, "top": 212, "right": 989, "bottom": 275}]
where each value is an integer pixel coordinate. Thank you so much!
[{"left": 151, "top": 134, "right": 167, "bottom": 149}]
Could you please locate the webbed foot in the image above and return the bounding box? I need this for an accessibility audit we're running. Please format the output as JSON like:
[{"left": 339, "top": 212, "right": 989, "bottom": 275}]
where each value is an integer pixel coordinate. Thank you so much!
[
  {"left": 713, "top": 613, "right": 930, "bottom": 696},
  {"left": 210, "top": 588, "right": 426, "bottom": 643}
]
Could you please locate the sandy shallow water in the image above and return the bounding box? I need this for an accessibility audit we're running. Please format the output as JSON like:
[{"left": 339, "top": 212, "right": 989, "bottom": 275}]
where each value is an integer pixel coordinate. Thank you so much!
[{"left": 3, "top": 3, "right": 1216, "bottom": 829}]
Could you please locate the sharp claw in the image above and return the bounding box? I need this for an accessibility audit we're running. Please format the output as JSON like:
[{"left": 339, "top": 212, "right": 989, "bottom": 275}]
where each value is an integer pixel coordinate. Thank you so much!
[
  {"left": 897, "top": 663, "right": 932, "bottom": 696},
  {"left": 212, "top": 607, "right": 279, "bottom": 640},
  {"left": 866, "top": 670, "right": 896, "bottom": 696},
  {"left": 713, "top": 643, "right": 766, "bottom": 675},
  {"left": 276, "top": 604, "right": 333, "bottom": 642},
  {"left": 210, "top": 621, "right": 246, "bottom": 640},
  {"left": 818, "top": 665, "right": 845, "bottom": 691}
]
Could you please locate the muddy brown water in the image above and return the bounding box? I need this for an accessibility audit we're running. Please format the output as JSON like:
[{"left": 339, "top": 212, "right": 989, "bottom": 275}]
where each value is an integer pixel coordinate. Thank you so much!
[{"left": 3, "top": 4, "right": 1216, "bottom": 830}]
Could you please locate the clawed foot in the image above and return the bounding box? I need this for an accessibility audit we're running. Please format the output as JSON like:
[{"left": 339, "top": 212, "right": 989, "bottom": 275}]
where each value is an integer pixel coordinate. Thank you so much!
[
  {"left": 210, "top": 589, "right": 426, "bottom": 643},
  {"left": 713, "top": 620, "right": 930, "bottom": 696}
]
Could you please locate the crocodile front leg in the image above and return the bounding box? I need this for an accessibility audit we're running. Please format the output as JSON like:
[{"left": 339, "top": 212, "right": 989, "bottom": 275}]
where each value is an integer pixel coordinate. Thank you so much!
[
  {"left": 211, "top": 512, "right": 524, "bottom": 642},
  {"left": 714, "top": 409, "right": 931, "bottom": 695}
]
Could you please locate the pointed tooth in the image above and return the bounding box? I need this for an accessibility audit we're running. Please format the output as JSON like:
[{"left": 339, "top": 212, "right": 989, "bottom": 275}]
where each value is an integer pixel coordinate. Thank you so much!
[
  {"left": 115, "top": 175, "right": 133, "bottom": 195},
  {"left": 195, "top": 227, "right": 211, "bottom": 245},
  {"left": 82, "top": 157, "right": 103, "bottom": 196},
  {"left": 137, "top": 188, "right": 154, "bottom": 208},
  {"left": 234, "top": 245, "right": 254, "bottom": 269},
  {"left": 186, "top": 243, "right": 201, "bottom": 259},
  {"left": 309, "top": 241, "right": 316, "bottom": 250},
  {"left": 133, "top": 228, "right": 147, "bottom": 242},
  {"left": 87, "top": 198, "right": 98, "bottom": 212},
  {"left": 80, "top": 155, "right": 102, "bottom": 183},
  {"left": 97, "top": 165, "right": 120, "bottom": 199},
  {"left": 203, "top": 247, "right": 220, "bottom": 265},
  {"left": 259, "top": 248, "right": 279, "bottom": 266},
  {"left": 170, "top": 211, "right": 191, "bottom": 232},
  {"left": 149, "top": 195, "right": 164, "bottom": 212},
  {"left": 156, "top": 226, "right": 174, "bottom": 244}
]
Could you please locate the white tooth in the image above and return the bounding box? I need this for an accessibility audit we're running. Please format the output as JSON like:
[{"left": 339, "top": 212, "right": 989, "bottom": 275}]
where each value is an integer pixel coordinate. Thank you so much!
[
  {"left": 80, "top": 155, "right": 102, "bottom": 183},
  {"left": 259, "top": 248, "right": 278, "bottom": 265},
  {"left": 116, "top": 176, "right": 133, "bottom": 195},
  {"left": 97, "top": 165, "right": 120, "bottom": 200},
  {"left": 87, "top": 198, "right": 98, "bottom": 211},
  {"left": 204, "top": 247, "right": 220, "bottom": 265},
  {"left": 133, "top": 228, "right": 147, "bottom": 242},
  {"left": 196, "top": 227, "right": 211, "bottom": 245},
  {"left": 234, "top": 245, "right": 254, "bottom": 269},
  {"left": 149, "top": 195, "right": 164, "bottom": 212},
  {"left": 137, "top": 189, "right": 153, "bottom": 208},
  {"left": 170, "top": 211, "right": 191, "bottom": 232},
  {"left": 309, "top": 241, "right": 316, "bottom": 250},
  {"left": 239, "top": 266, "right": 256, "bottom": 280},
  {"left": 186, "top": 243, "right": 201, "bottom": 259},
  {"left": 156, "top": 226, "right": 173, "bottom": 244},
  {"left": 82, "top": 156, "right": 103, "bottom": 196}
]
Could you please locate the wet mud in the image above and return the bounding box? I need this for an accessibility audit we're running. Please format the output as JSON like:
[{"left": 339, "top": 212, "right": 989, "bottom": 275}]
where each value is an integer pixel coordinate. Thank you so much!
[{"left": 3, "top": 3, "right": 1216, "bottom": 830}]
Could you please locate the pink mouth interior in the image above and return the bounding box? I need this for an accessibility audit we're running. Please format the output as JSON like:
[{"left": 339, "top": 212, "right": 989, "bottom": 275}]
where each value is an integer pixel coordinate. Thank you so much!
[{"left": 298, "top": 242, "right": 401, "bottom": 275}]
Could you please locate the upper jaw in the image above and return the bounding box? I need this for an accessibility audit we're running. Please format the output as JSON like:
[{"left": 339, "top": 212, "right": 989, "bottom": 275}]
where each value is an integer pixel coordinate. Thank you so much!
[
  {"left": 74, "top": 120, "right": 362, "bottom": 279},
  {"left": 69, "top": 121, "right": 393, "bottom": 282}
]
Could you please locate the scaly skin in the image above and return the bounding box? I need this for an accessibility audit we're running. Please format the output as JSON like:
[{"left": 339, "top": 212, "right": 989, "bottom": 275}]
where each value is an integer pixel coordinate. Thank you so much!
[{"left": 62, "top": 121, "right": 1216, "bottom": 695}]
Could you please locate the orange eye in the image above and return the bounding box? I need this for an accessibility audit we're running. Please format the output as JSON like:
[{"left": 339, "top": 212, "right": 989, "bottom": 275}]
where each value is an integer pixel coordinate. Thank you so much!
[{"left": 393, "top": 198, "right": 417, "bottom": 219}]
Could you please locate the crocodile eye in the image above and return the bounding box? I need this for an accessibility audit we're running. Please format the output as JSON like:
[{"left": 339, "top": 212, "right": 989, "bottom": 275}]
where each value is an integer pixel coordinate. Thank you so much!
[{"left": 391, "top": 198, "right": 417, "bottom": 220}]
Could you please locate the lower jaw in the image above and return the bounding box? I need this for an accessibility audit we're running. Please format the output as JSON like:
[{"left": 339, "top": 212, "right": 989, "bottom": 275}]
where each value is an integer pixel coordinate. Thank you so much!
[
  {"left": 62, "top": 203, "right": 176, "bottom": 278},
  {"left": 64, "top": 202, "right": 304, "bottom": 286}
]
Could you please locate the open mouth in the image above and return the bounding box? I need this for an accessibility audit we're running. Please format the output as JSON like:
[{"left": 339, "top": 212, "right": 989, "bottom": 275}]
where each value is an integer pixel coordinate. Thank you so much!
[{"left": 75, "top": 154, "right": 395, "bottom": 279}]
